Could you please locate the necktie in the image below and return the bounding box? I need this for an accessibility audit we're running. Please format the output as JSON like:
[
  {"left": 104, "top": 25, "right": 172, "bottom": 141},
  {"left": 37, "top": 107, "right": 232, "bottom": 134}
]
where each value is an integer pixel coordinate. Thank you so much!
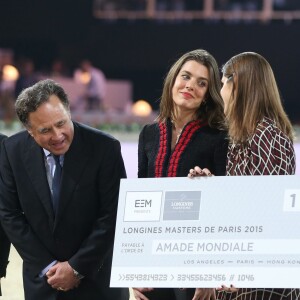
[{"left": 52, "top": 155, "right": 62, "bottom": 214}]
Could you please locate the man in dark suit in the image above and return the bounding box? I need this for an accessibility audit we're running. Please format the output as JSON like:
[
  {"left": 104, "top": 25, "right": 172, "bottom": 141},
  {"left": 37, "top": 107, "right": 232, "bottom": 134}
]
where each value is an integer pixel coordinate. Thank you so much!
[
  {"left": 0, "top": 223, "right": 10, "bottom": 297},
  {"left": 0, "top": 133, "right": 10, "bottom": 296},
  {"left": 0, "top": 79, "right": 129, "bottom": 300}
]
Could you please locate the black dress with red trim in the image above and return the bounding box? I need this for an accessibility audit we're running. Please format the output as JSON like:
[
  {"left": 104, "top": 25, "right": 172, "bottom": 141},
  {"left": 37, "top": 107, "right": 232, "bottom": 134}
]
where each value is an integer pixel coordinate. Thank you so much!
[
  {"left": 138, "top": 118, "right": 228, "bottom": 178},
  {"left": 137, "top": 119, "right": 228, "bottom": 300}
]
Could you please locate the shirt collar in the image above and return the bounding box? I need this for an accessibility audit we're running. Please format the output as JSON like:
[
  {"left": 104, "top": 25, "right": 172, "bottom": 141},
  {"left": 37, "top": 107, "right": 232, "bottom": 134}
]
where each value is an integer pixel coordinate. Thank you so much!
[
  {"left": 43, "top": 149, "right": 64, "bottom": 165},
  {"left": 43, "top": 148, "right": 51, "bottom": 157}
]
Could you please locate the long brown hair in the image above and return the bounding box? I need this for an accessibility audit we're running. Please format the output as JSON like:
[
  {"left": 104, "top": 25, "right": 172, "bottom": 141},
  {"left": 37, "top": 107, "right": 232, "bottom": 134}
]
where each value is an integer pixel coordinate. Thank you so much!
[
  {"left": 223, "top": 52, "right": 294, "bottom": 143},
  {"left": 157, "top": 49, "right": 226, "bottom": 130}
]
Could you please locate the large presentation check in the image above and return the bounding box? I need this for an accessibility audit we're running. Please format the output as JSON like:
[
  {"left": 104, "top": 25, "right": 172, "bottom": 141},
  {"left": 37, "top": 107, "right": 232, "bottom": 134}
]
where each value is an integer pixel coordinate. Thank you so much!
[{"left": 111, "top": 175, "right": 300, "bottom": 288}]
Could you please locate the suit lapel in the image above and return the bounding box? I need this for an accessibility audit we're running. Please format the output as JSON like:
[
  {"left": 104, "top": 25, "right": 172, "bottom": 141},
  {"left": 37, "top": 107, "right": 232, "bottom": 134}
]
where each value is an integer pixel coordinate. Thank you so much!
[
  {"left": 24, "top": 135, "right": 55, "bottom": 225},
  {"left": 54, "top": 123, "right": 89, "bottom": 228}
]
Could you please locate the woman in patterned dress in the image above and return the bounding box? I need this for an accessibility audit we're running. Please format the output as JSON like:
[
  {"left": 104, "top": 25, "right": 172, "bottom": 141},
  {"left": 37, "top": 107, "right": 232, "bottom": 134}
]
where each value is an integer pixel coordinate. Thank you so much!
[
  {"left": 133, "top": 49, "right": 228, "bottom": 300},
  {"left": 189, "top": 52, "right": 298, "bottom": 300}
]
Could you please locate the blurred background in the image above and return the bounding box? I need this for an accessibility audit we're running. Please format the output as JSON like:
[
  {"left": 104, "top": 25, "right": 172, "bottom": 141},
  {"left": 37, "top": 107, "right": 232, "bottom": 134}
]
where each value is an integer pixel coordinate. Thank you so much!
[
  {"left": 1, "top": 0, "right": 300, "bottom": 125},
  {"left": 1, "top": 0, "right": 299, "bottom": 172},
  {"left": 1, "top": 0, "right": 300, "bottom": 298}
]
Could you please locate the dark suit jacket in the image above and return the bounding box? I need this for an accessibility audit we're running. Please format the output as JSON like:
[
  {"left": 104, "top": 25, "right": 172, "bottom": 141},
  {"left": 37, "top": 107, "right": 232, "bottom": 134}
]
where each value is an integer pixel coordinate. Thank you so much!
[
  {"left": 0, "top": 122, "right": 128, "bottom": 300},
  {"left": 0, "top": 133, "right": 10, "bottom": 296}
]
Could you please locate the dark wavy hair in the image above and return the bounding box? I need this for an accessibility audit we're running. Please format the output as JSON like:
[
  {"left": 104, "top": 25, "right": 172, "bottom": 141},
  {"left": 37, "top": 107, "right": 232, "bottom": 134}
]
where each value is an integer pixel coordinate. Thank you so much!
[{"left": 157, "top": 49, "right": 226, "bottom": 130}]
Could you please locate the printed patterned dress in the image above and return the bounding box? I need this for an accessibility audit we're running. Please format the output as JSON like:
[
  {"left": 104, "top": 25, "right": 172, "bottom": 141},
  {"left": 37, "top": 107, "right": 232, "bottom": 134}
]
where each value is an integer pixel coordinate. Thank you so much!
[{"left": 218, "top": 117, "right": 299, "bottom": 300}]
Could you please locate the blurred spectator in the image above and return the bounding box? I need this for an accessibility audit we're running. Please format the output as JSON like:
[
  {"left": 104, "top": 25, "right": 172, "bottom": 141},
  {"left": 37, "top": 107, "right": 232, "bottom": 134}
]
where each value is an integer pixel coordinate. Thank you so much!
[
  {"left": 14, "top": 58, "right": 38, "bottom": 99},
  {"left": 50, "top": 58, "right": 70, "bottom": 78},
  {"left": 74, "top": 59, "right": 107, "bottom": 111}
]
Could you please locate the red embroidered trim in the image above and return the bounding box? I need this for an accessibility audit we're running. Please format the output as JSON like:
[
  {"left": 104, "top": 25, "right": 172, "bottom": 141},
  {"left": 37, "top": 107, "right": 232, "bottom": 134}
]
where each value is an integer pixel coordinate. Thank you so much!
[
  {"left": 167, "top": 120, "right": 207, "bottom": 177},
  {"left": 155, "top": 122, "right": 168, "bottom": 177}
]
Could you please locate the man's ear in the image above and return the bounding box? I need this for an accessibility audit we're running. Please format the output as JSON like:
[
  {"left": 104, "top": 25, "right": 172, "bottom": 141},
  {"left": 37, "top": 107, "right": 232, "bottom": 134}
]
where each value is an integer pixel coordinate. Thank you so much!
[{"left": 26, "top": 126, "right": 34, "bottom": 137}]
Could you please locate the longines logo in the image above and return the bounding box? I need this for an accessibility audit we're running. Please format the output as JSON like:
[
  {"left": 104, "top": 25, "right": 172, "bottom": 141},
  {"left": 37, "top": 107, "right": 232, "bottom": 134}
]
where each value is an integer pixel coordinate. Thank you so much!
[{"left": 163, "top": 191, "right": 201, "bottom": 220}]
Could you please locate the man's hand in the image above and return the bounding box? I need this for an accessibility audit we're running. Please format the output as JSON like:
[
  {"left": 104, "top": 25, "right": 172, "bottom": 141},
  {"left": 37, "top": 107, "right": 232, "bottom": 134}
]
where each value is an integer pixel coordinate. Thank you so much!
[
  {"left": 132, "top": 287, "right": 154, "bottom": 300},
  {"left": 46, "top": 261, "right": 80, "bottom": 291}
]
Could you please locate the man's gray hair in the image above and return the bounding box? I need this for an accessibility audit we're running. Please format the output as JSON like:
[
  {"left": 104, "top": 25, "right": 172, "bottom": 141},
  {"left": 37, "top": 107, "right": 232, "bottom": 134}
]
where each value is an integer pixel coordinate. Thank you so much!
[{"left": 15, "top": 79, "right": 70, "bottom": 127}]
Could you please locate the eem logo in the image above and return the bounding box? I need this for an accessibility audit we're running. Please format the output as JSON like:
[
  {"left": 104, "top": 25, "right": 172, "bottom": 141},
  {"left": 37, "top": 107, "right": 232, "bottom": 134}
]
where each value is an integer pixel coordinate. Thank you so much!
[
  {"left": 135, "top": 199, "right": 152, "bottom": 208},
  {"left": 163, "top": 191, "right": 201, "bottom": 220},
  {"left": 124, "top": 191, "right": 163, "bottom": 222}
]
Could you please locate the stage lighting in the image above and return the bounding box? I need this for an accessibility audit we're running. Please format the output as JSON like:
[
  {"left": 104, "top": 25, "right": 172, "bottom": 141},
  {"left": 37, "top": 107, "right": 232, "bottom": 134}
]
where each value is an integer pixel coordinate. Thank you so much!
[
  {"left": 2, "top": 64, "right": 19, "bottom": 81},
  {"left": 132, "top": 100, "right": 152, "bottom": 117}
]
